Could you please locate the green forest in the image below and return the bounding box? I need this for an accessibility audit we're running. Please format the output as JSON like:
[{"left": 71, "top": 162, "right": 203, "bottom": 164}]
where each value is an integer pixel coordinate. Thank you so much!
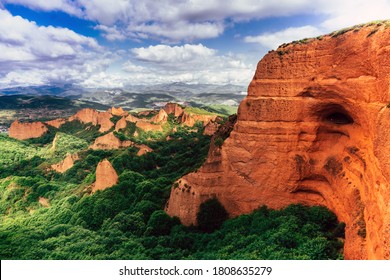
[{"left": 0, "top": 115, "right": 344, "bottom": 260}]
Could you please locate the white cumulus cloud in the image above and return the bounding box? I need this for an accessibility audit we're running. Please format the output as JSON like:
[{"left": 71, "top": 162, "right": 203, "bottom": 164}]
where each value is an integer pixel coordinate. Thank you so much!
[
  {"left": 2, "top": 0, "right": 320, "bottom": 42},
  {"left": 114, "top": 44, "right": 256, "bottom": 86},
  {"left": 0, "top": 9, "right": 112, "bottom": 88},
  {"left": 131, "top": 44, "right": 216, "bottom": 64},
  {"left": 4, "top": 0, "right": 390, "bottom": 88},
  {"left": 3, "top": 0, "right": 82, "bottom": 16},
  {"left": 95, "top": 25, "right": 127, "bottom": 41},
  {"left": 317, "top": 0, "right": 390, "bottom": 31},
  {"left": 5, "top": 0, "right": 390, "bottom": 43},
  {"left": 82, "top": 43, "right": 256, "bottom": 88},
  {"left": 0, "top": 9, "right": 98, "bottom": 64},
  {"left": 244, "top": 25, "right": 323, "bottom": 49}
]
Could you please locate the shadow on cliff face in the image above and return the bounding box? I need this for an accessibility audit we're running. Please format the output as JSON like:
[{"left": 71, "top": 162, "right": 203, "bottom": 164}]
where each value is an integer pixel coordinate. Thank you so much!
[
  {"left": 291, "top": 93, "right": 375, "bottom": 259},
  {"left": 166, "top": 22, "right": 390, "bottom": 259}
]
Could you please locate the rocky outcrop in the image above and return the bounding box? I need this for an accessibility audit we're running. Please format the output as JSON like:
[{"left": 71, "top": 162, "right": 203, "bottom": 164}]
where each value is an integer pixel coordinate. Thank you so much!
[
  {"left": 203, "top": 121, "right": 220, "bottom": 136},
  {"left": 92, "top": 159, "right": 118, "bottom": 192},
  {"left": 51, "top": 153, "right": 79, "bottom": 173},
  {"left": 178, "top": 113, "right": 195, "bottom": 127},
  {"left": 138, "top": 110, "right": 157, "bottom": 117},
  {"left": 151, "top": 109, "right": 168, "bottom": 124},
  {"left": 135, "top": 120, "right": 163, "bottom": 132},
  {"left": 164, "top": 103, "right": 184, "bottom": 117},
  {"left": 126, "top": 114, "right": 141, "bottom": 123},
  {"left": 90, "top": 132, "right": 133, "bottom": 150},
  {"left": 120, "top": 105, "right": 216, "bottom": 132},
  {"left": 115, "top": 117, "right": 128, "bottom": 131},
  {"left": 109, "top": 107, "right": 127, "bottom": 116},
  {"left": 179, "top": 112, "right": 217, "bottom": 127},
  {"left": 166, "top": 23, "right": 390, "bottom": 260},
  {"left": 46, "top": 118, "right": 66, "bottom": 128},
  {"left": 136, "top": 144, "right": 153, "bottom": 156},
  {"left": 38, "top": 197, "right": 50, "bottom": 207},
  {"left": 9, "top": 120, "right": 48, "bottom": 140},
  {"left": 69, "top": 108, "right": 114, "bottom": 132}
]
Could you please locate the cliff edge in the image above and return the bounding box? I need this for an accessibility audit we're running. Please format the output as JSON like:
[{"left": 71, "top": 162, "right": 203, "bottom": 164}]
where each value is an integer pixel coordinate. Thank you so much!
[{"left": 166, "top": 22, "right": 390, "bottom": 260}]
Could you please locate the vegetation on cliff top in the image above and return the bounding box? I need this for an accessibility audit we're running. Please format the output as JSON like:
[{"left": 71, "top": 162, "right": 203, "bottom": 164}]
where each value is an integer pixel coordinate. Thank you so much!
[{"left": 278, "top": 20, "right": 390, "bottom": 50}]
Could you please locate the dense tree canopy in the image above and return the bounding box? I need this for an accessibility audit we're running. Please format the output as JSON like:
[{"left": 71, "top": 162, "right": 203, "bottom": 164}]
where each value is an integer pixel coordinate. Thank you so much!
[{"left": 0, "top": 117, "right": 344, "bottom": 260}]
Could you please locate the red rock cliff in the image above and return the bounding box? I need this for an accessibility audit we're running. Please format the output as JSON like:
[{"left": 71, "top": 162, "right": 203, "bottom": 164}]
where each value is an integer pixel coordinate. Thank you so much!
[
  {"left": 9, "top": 120, "right": 48, "bottom": 140},
  {"left": 151, "top": 109, "right": 168, "bottom": 124},
  {"left": 179, "top": 112, "right": 217, "bottom": 127},
  {"left": 45, "top": 118, "right": 66, "bottom": 128},
  {"left": 92, "top": 159, "right": 118, "bottom": 192},
  {"left": 115, "top": 117, "right": 128, "bottom": 131},
  {"left": 90, "top": 132, "right": 133, "bottom": 150},
  {"left": 109, "top": 107, "right": 127, "bottom": 116},
  {"left": 166, "top": 23, "right": 390, "bottom": 260},
  {"left": 135, "top": 120, "right": 163, "bottom": 132},
  {"left": 51, "top": 153, "right": 79, "bottom": 173},
  {"left": 69, "top": 108, "right": 114, "bottom": 132},
  {"left": 164, "top": 103, "right": 184, "bottom": 117},
  {"left": 203, "top": 121, "right": 220, "bottom": 136}
]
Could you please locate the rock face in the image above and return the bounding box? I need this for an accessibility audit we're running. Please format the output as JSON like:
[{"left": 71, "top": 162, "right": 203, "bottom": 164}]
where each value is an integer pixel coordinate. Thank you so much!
[
  {"left": 137, "top": 144, "right": 153, "bottom": 156},
  {"left": 9, "top": 120, "right": 48, "bottom": 140},
  {"left": 125, "top": 114, "right": 141, "bottom": 123},
  {"left": 203, "top": 121, "right": 220, "bottom": 136},
  {"left": 109, "top": 107, "right": 127, "bottom": 116},
  {"left": 51, "top": 153, "right": 79, "bottom": 173},
  {"left": 135, "top": 120, "right": 163, "bottom": 132},
  {"left": 138, "top": 110, "right": 157, "bottom": 117},
  {"left": 179, "top": 112, "right": 217, "bottom": 127},
  {"left": 115, "top": 117, "right": 128, "bottom": 131},
  {"left": 90, "top": 132, "right": 133, "bottom": 150},
  {"left": 46, "top": 118, "right": 66, "bottom": 128},
  {"left": 166, "top": 24, "right": 390, "bottom": 260},
  {"left": 151, "top": 109, "right": 168, "bottom": 124},
  {"left": 69, "top": 108, "right": 114, "bottom": 132},
  {"left": 164, "top": 103, "right": 184, "bottom": 117},
  {"left": 93, "top": 159, "right": 118, "bottom": 192}
]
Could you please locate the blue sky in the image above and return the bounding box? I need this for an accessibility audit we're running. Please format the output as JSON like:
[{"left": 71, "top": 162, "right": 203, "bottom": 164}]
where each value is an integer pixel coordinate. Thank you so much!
[{"left": 0, "top": 0, "right": 390, "bottom": 89}]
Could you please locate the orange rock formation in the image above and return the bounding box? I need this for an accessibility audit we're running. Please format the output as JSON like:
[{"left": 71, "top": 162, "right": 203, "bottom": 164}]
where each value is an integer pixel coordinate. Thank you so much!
[
  {"left": 138, "top": 110, "right": 156, "bottom": 117},
  {"left": 90, "top": 132, "right": 133, "bottom": 150},
  {"left": 203, "top": 121, "right": 220, "bottom": 136},
  {"left": 92, "top": 159, "right": 118, "bottom": 192},
  {"left": 151, "top": 109, "right": 168, "bottom": 124},
  {"left": 9, "top": 120, "right": 48, "bottom": 140},
  {"left": 115, "top": 117, "right": 128, "bottom": 131},
  {"left": 109, "top": 107, "right": 127, "bottom": 116},
  {"left": 164, "top": 103, "right": 184, "bottom": 117},
  {"left": 136, "top": 144, "right": 153, "bottom": 156},
  {"left": 69, "top": 108, "right": 114, "bottom": 132},
  {"left": 166, "top": 23, "right": 390, "bottom": 260},
  {"left": 125, "top": 114, "right": 141, "bottom": 123},
  {"left": 51, "top": 153, "right": 79, "bottom": 173},
  {"left": 179, "top": 112, "right": 217, "bottom": 127},
  {"left": 135, "top": 120, "right": 163, "bottom": 132},
  {"left": 46, "top": 118, "right": 66, "bottom": 128}
]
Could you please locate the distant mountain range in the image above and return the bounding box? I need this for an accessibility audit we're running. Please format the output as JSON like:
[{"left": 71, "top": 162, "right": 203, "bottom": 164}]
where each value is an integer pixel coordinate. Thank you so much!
[
  {"left": 0, "top": 83, "right": 247, "bottom": 109},
  {"left": 0, "top": 84, "right": 81, "bottom": 97},
  {"left": 0, "top": 94, "right": 108, "bottom": 111}
]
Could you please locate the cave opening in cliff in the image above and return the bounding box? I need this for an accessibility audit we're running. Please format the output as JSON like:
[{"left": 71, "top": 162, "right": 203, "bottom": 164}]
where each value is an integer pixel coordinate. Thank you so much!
[
  {"left": 325, "top": 112, "right": 353, "bottom": 125},
  {"left": 317, "top": 104, "right": 354, "bottom": 125}
]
